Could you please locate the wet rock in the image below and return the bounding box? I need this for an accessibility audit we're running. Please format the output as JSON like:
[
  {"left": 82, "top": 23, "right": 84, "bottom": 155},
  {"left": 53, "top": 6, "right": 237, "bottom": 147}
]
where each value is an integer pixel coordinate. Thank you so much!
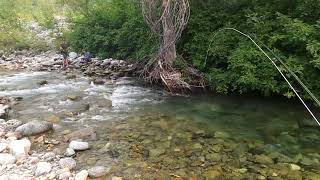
[
  {"left": 35, "top": 162, "right": 52, "bottom": 176},
  {"left": 300, "top": 157, "right": 314, "bottom": 166},
  {"left": 46, "top": 114, "right": 61, "bottom": 124},
  {"left": 149, "top": 147, "right": 166, "bottom": 158},
  {"left": 68, "top": 103, "right": 90, "bottom": 115},
  {"left": 205, "top": 153, "right": 221, "bottom": 162},
  {"left": 9, "top": 138, "right": 31, "bottom": 159},
  {"left": 86, "top": 157, "right": 97, "bottom": 165},
  {"left": 66, "top": 74, "right": 77, "bottom": 79},
  {"left": 88, "top": 166, "right": 110, "bottom": 178},
  {"left": 0, "top": 143, "right": 8, "bottom": 152},
  {"left": 75, "top": 170, "right": 88, "bottom": 180},
  {"left": 253, "top": 154, "right": 274, "bottom": 165},
  {"left": 64, "top": 127, "right": 96, "bottom": 142},
  {"left": 298, "top": 118, "right": 318, "bottom": 128},
  {"left": 95, "top": 98, "right": 113, "bottom": 108},
  {"left": 69, "top": 141, "right": 89, "bottom": 151},
  {"left": 15, "top": 120, "right": 53, "bottom": 136},
  {"left": 289, "top": 164, "right": 301, "bottom": 171},
  {"left": 59, "top": 157, "right": 77, "bottom": 170},
  {"left": 65, "top": 148, "right": 75, "bottom": 157},
  {"left": 0, "top": 104, "right": 10, "bottom": 119},
  {"left": 38, "top": 80, "right": 48, "bottom": 86},
  {"left": 67, "top": 95, "right": 81, "bottom": 101},
  {"left": 93, "top": 79, "right": 105, "bottom": 85},
  {"left": 214, "top": 131, "right": 230, "bottom": 139},
  {"left": 0, "top": 153, "right": 16, "bottom": 165},
  {"left": 203, "top": 169, "right": 221, "bottom": 179}
]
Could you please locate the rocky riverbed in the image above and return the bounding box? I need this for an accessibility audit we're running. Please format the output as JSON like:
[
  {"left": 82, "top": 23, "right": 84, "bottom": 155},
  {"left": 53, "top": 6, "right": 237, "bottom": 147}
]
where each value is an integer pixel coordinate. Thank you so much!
[{"left": 0, "top": 51, "right": 320, "bottom": 179}]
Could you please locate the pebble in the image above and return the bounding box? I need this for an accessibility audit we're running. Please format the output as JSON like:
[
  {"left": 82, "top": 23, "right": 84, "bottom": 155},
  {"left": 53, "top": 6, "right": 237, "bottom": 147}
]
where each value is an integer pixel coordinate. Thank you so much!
[
  {"left": 64, "top": 148, "right": 75, "bottom": 157},
  {"left": 59, "top": 157, "right": 77, "bottom": 170},
  {"left": 69, "top": 141, "right": 89, "bottom": 151},
  {"left": 0, "top": 153, "right": 16, "bottom": 165},
  {"left": 88, "top": 166, "right": 110, "bottom": 178},
  {"left": 0, "top": 143, "right": 8, "bottom": 152},
  {"left": 289, "top": 164, "right": 301, "bottom": 171},
  {"left": 75, "top": 170, "right": 88, "bottom": 180},
  {"left": 35, "top": 162, "right": 52, "bottom": 176}
]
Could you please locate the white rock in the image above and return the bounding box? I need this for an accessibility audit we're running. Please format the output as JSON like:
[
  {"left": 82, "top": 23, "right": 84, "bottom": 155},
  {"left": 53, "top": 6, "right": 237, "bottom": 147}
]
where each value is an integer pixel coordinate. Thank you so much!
[
  {"left": 75, "top": 170, "right": 88, "bottom": 180},
  {"left": 65, "top": 148, "right": 75, "bottom": 157},
  {"left": 0, "top": 143, "right": 8, "bottom": 152},
  {"left": 289, "top": 164, "right": 301, "bottom": 171},
  {"left": 69, "top": 141, "right": 89, "bottom": 151},
  {"left": 9, "top": 138, "right": 31, "bottom": 159},
  {"left": 35, "top": 162, "right": 52, "bottom": 176},
  {"left": 59, "top": 157, "right": 77, "bottom": 170},
  {"left": 0, "top": 153, "right": 16, "bottom": 165},
  {"left": 58, "top": 168, "right": 72, "bottom": 180},
  {"left": 88, "top": 166, "right": 110, "bottom": 178}
]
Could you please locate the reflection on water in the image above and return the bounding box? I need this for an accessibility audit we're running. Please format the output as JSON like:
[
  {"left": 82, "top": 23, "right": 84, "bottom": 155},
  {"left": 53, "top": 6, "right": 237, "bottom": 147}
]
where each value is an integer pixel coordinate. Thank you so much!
[{"left": 0, "top": 71, "right": 320, "bottom": 179}]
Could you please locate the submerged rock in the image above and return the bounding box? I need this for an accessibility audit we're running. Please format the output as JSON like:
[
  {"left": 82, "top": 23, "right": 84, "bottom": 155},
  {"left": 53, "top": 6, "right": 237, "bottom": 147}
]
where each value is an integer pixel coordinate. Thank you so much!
[
  {"left": 88, "top": 166, "right": 110, "bottom": 178},
  {"left": 15, "top": 120, "right": 53, "bottom": 136},
  {"left": 64, "top": 127, "right": 96, "bottom": 142},
  {"left": 289, "top": 164, "right": 301, "bottom": 171},
  {"left": 253, "top": 154, "right": 274, "bottom": 165}
]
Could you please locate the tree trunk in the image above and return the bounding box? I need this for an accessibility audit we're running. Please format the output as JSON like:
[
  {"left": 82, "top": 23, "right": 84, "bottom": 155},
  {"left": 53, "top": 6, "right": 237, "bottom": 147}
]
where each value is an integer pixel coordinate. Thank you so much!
[{"left": 162, "top": 0, "right": 177, "bottom": 64}]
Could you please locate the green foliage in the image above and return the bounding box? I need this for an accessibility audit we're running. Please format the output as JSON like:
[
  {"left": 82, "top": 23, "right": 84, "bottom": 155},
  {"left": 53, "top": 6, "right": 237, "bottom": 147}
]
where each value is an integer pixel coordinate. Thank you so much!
[
  {"left": 66, "top": 0, "right": 158, "bottom": 60},
  {"left": 66, "top": 0, "right": 320, "bottom": 99}
]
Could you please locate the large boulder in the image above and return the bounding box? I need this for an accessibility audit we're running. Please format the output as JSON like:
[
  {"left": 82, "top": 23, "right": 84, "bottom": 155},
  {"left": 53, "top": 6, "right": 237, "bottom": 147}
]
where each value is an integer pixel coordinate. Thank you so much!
[
  {"left": 9, "top": 138, "right": 31, "bottom": 159},
  {"left": 15, "top": 120, "right": 53, "bottom": 136}
]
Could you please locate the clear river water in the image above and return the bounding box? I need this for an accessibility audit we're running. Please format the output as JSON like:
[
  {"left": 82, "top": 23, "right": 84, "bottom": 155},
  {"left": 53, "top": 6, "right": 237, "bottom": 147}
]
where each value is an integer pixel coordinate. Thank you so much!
[{"left": 0, "top": 70, "right": 319, "bottom": 179}]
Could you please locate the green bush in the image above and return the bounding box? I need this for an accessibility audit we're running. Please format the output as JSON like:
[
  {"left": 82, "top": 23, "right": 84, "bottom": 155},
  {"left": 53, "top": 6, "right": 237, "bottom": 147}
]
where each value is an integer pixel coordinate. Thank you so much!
[{"left": 67, "top": 0, "right": 158, "bottom": 60}]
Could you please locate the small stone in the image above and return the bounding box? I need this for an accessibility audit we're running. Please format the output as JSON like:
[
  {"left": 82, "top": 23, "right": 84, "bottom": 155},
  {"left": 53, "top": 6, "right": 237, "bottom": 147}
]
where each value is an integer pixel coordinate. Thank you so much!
[
  {"left": 69, "top": 141, "right": 89, "bottom": 151},
  {"left": 193, "top": 143, "right": 203, "bottom": 150},
  {"left": 214, "top": 131, "right": 230, "bottom": 138},
  {"left": 88, "top": 166, "right": 110, "bottom": 178},
  {"left": 236, "top": 168, "right": 248, "bottom": 173},
  {"left": 58, "top": 168, "right": 72, "bottom": 180},
  {"left": 35, "top": 162, "right": 52, "bottom": 176},
  {"left": 75, "top": 170, "right": 88, "bottom": 180},
  {"left": 0, "top": 153, "right": 16, "bottom": 165},
  {"left": 43, "top": 152, "right": 56, "bottom": 161},
  {"left": 59, "top": 157, "right": 77, "bottom": 170},
  {"left": 112, "top": 177, "right": 122, "bottom": 180},
  {"left": 65, "top": 148, "right": 75, "bottom": 157},
  {"left": 9, "top": 138, "right": 31, "bottom": 159},
  {"left": 38, "top": 80, "right": 48, "bottom": 86},
  {"left": 289, "top": 164, "right": 301, "bottom": 171},
  {"left": 4, "top": 119, "right": 23, "bottom": 131},
  {"left": 66, "top": 74, "right": 77, "bottom": 79},
  {"left": 0, "top": 143, "right": 8, "bottom": 152},
  {"left": 254, "top": 154, "right": 274, "bottom": 165}
]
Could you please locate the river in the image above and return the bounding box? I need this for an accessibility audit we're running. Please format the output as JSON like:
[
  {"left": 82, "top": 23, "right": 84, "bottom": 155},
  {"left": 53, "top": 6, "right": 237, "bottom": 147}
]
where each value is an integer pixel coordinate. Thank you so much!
[{"left": 0, "top": 70, "right": 319, "bottom": 179}]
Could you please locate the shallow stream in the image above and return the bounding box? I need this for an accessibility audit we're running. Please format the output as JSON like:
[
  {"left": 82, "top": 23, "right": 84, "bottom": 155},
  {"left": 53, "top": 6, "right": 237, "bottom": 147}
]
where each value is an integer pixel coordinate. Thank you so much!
[{"left": 0, "top": 70, "right": 319, "bottom": 179}]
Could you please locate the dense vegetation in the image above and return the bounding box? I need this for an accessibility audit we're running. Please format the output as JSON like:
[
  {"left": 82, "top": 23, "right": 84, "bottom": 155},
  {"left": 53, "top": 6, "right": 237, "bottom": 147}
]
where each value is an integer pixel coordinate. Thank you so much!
[
  {"left": 2, "top": 0, "right": 320, "bottom": 100},
  {"left": 0, "top": 0, "right": 60, "bottom": 52}
]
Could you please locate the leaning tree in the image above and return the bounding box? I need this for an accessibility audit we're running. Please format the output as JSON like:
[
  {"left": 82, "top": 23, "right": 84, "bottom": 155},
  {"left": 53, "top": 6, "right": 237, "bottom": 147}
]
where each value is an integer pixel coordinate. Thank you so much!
[{"left": 141, "top": 0, "right": 199, "bottom": 92}]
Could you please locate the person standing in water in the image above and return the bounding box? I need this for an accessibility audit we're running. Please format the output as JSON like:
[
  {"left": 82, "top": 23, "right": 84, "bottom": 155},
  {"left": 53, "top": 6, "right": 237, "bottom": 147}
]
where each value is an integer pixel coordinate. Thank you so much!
[{"left": 60, "top": 41, "right": 69, "bottom": 69}]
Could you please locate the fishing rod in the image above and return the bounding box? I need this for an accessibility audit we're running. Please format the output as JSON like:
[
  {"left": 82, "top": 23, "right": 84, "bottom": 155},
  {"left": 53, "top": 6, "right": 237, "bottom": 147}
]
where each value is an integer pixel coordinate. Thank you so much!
[{"left": 206, "top": 28, "right": 320, "bottom": 127}]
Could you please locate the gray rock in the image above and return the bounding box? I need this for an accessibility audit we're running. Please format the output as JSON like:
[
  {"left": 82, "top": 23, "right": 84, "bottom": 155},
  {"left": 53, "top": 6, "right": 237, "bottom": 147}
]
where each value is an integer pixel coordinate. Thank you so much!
[
  {"left": 9, "top": 138, "right": 31, "bottom": 159},
  {"left": 0, "top": 153, "right": 16, "bottom": 165},
  {"left": 35, "top": 162, "right": 52, "bottom": 176},
  {"left": 88, "top": 166, "right": 110, "bottom": 178},
  {"left": 253, "top": 154, "right": 274, "bottom": 165},
  {"left": 65, "top": 148, "right": 75, "bottom": 157},
  {"left": 59, "top": 157, "right": 76, "bottom": 170},
  {"left": 15, "top": 120, "right": 53, "bottom": 136},
  {"left": 69, "top": 141, "right": 89, "bottom": 151}
]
